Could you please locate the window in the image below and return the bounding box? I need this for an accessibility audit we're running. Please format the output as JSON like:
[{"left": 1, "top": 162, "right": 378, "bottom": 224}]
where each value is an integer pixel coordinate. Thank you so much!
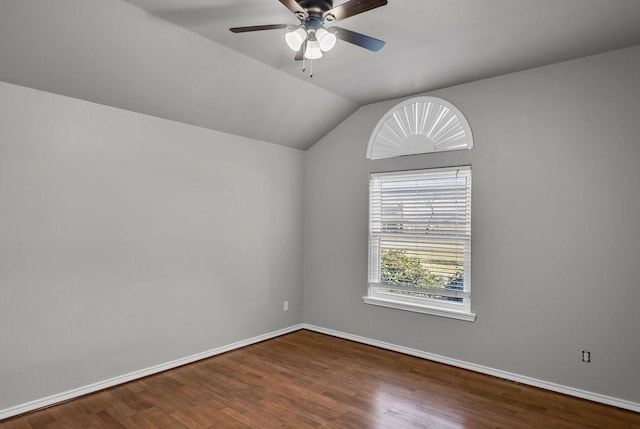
[
  {"left": 366, "top": 96, "right": 473, "bottom": 160},
  {"left": 364, "top": 166, "right": 475, "bottom": 321}
]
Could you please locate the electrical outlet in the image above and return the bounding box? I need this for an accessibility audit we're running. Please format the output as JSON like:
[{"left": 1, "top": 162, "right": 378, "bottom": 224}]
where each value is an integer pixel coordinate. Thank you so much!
[
  {"left": 283, "top": 301, "right": 289, "bottom": 311},
  {"left": 582, "top": 350, "right": 591, "bottom": 363}
]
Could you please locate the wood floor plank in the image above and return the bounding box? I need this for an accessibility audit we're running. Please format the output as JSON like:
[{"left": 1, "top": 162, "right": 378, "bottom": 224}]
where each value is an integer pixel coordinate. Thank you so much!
[
  {"left": 95, "top": 410, "right": 128, "bottom": 429},
  {"left": 2, "top": 330, "right": 639, "bottom": 428},
  {"left": 24, "top": 412, "right": 55, "bottom": 428}
]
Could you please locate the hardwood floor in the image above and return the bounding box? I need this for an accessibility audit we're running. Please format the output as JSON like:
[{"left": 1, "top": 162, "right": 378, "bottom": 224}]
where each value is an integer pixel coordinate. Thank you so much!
[{"left": 1, "top": 329, "right": 639, "bottom": 428}]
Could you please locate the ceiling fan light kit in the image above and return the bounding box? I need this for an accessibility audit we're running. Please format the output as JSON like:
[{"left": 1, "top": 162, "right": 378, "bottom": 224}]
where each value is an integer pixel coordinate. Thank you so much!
[
  {"left": 315, "top": 27, "right": 337, "bottom": 51},
  {"left": 285, "top": 27, "right": 308, "bottom": 51},
  {"left": 305, "top": 38, "right": 323, "bottom": 59},
  {"left": 230, "top": 0, "right": 387, "bottom": 76}
]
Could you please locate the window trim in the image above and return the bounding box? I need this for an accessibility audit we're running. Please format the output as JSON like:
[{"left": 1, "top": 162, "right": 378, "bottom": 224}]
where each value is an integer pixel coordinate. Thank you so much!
[
  {"left": 364, "top": 166, "right": 475, "bottom": 322},
  {"left": 363, "top": 295, "right": 476, "bottom": 321}
]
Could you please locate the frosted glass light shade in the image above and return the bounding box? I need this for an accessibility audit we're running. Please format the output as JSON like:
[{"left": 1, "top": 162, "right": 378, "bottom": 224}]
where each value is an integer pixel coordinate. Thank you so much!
[
  {"left": 304, "top": 39, "right": 323, "bottom": 59},
  {"left": 367, "top": 96, "right": 473, "bottom": 160},
  {"left": 285, "top": 28, "right": 307, "bottom": 51},
  {"left": 315, "top": 28, "right": 336, "bottom": 51}
]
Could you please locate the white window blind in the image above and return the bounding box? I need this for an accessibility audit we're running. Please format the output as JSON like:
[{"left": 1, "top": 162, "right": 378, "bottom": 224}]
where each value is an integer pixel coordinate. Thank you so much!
[{"left": 366, "top": 166, "right": 473, "bottom": 319}]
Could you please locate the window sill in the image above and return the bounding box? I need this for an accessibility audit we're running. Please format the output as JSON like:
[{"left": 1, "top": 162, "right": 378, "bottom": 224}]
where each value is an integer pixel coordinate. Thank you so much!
[{"left": 362, "top": 296, "right": 476, "bottom": 322}]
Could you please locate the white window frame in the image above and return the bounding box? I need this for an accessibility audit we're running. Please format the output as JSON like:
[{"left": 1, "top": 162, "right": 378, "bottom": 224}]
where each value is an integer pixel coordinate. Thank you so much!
[
  {"left": 367, "top": 96, "right": 474, "bottom": 160},
  {"left": 364, "top": 166, "right": 475, "bottom": 322}
]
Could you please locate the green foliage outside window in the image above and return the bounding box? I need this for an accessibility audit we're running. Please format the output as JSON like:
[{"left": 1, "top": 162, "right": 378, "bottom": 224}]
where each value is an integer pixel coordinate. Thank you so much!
[{"left": 380, "top": 249, "right": 444, "bottom": 288}]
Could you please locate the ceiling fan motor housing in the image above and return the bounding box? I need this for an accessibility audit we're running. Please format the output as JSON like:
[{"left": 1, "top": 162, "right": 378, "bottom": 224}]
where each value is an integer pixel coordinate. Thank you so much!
[
  {"left": 298, "top": 0, "right": 333, "bottom": 28},
  {"left": 298, "top": 0, "right": 333, "bottom": 14}
]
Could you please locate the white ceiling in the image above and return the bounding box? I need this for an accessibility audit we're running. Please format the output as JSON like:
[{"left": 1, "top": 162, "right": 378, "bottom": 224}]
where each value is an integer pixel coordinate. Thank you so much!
[
  {"left": 123, "top": 0, "right": 640, "bottom": 105},
  {"left": 2, "top": 0, "right": 640, "bottom": 149}
]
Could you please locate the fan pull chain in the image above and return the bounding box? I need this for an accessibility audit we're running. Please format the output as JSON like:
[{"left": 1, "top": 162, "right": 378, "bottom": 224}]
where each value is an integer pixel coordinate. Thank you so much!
[
  {"left": 298, "top": 41, "right": 314, "bottom": 78},
  {"left": 301, "top": 39, "right": 307, "bottom": 73}
]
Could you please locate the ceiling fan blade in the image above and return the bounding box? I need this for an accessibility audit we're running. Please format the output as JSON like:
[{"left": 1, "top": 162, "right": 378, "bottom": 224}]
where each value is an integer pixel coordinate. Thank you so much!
[
  {"left": 279, "top": 0, "right": 308, "bottom": 18},
  {"left": 295, "top": 43, "right": 305, "bottom": 61},
  {"left": 324, "top": 0, "right": 387, "bottom": 21},
  {"left": 331, "top": 26, "right": 385, "bottom": 51},
  {"left": 230, "top": 24, "right": 289, "bottom": 33}
]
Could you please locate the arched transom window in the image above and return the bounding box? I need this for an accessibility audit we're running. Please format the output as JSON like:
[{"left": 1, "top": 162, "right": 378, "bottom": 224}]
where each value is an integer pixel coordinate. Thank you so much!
[{"left": 367, "top": 96, "right": 473, "bottom": 160}]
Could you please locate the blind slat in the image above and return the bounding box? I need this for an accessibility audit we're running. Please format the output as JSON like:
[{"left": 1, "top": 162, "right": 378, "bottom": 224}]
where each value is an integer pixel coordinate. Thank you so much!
[{"left": 370, "top": 283, "right": 470, "bottom": 298}]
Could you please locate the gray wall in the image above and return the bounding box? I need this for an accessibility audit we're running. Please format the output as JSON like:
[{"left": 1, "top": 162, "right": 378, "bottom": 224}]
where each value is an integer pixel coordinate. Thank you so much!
[
  {"left": 303, "top": 45, "right": 640, "bottom": 403},
  {"left": 0, "top": 81, "right": 304, "bottom": 409}
]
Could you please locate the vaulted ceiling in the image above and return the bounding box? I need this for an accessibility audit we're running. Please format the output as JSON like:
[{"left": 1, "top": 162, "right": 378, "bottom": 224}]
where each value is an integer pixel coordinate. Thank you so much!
[{"left": 2, "top": 0, "right": 640, "bottom": 149}]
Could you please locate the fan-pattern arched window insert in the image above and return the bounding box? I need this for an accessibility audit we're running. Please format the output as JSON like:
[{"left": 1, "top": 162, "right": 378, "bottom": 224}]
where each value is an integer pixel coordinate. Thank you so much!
[{"left": 367, "top": 96, "right": 473, "bottom": 160}]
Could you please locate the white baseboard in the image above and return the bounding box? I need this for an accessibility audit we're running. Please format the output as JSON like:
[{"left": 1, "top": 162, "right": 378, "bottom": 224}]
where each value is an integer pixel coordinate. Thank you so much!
[
  {"left": 3, "top": 323, "right": 638, "bottom": 421},
  {"left": 0, "top": 324, "right": 304, "bottom": 421},
  {"left": 302, "top": 323, "right": 640, "bottom": 413}
]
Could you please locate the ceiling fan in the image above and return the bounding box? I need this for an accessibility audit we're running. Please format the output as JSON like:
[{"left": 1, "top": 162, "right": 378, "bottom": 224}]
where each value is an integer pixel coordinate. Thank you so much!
[{"left": 230, "top": 0, "right": 387, "bottom": 73}]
